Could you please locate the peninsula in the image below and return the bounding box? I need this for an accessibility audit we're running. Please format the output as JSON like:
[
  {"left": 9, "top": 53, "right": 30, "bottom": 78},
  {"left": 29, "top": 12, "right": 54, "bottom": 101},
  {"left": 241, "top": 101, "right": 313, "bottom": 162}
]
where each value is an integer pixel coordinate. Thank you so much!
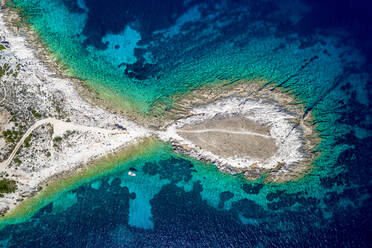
[{"left": 0, "top": 9, "right": 317, "bottom": 218}]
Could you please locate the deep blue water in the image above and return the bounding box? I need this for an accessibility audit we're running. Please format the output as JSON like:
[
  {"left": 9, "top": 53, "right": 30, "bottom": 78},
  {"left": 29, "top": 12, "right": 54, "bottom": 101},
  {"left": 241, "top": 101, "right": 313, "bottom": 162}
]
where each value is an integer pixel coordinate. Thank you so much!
[
  {"left": 1, "top": 152, "right": 371, "bottom": 247},
  {"left": 1, "top": 0, "right": 372, "bottom": 247},
  {"left": 10, "top": 0, "right": 372, "bottom": 112}
]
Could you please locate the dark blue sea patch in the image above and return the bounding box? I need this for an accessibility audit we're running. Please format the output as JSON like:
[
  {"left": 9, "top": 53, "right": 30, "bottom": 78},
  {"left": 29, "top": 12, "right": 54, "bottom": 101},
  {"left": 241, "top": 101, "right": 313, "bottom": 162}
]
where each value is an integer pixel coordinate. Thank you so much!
[
  {"left": 0, "top": 148, "right": 371, "bottom": 247},
  {"left": 1, "top": 0, "right": 372, "bottom": 247},
  {"left": 80, "top": 0, "right": 188, "bottom": 49}
]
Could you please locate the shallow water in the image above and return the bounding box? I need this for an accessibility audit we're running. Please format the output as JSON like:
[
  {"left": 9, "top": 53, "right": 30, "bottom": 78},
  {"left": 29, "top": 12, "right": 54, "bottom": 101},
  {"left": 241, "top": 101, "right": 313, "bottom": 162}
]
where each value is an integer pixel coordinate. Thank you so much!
[
  {"left": 9, "top": 0, "right": 366, "bottom": 113},
  {"left": 0, "top": 146, "right": 371, "bottom": 247},
  {"left": 1, "top": 0, "right": 372, "bottom": 247}
]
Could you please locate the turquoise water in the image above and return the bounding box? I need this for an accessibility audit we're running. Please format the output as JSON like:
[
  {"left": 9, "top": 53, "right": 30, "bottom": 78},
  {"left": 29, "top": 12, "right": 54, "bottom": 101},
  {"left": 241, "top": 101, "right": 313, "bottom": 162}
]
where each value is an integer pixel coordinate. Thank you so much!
[
  {"left": 0, "top": 144, "right": 370, "bottom": 247},
  {"left": 9, "top": 0, "right": 361, "bottom": 113},
  {"left": 1, "top": 0, "right": 372, "bottom": 247}
]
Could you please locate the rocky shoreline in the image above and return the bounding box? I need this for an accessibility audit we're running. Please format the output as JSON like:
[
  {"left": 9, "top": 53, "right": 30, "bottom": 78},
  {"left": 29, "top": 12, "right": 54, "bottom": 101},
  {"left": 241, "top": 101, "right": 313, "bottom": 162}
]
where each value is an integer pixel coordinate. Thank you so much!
[
  {"left": 158, "top": 82, "right": 319, "bottom": 183},
  {"left": 0, "top": 3, "right": 319, "bottom": 221},
  {"left": 0, "top": 10, "right": 151, "bottom": 216}
]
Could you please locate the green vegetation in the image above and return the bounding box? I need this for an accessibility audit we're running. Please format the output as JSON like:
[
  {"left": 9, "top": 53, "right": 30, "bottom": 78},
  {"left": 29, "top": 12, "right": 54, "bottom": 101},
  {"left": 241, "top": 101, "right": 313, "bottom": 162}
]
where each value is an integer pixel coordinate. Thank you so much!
[
  {"left": 2, "top": 128, "right": 26, "bottom": 144},
  {"left": 46, "top": 151, "right": 51, "bottom": 157},
  {"left": 0, "top": 179, "right": 17, "bottom": 196},
  {"left": 14, "top": 158, "right": 21, "bottom": 165},
  {"left": 2, "top": 130, "right": 11, "bottom": 136},
  {"left": 0, "top": 63, "right": 10, "bottom": 78},
  {"left": 24, "top": 135, "right": 32, "bottom": 148},
  {"left": 0, "top": 45, "right": 6, "bottom": 50},
  {"left": 53, "top": 137, "right": 63, "bottom": 148},
  {"left": 2, "top": 129, "right": 16, "bottom": 143},
  {"left": 63, "top": 130, "right": 76, "bottom": 138},
  {"left": 31, "top": 109, "right": 41, "bottom": 118}
]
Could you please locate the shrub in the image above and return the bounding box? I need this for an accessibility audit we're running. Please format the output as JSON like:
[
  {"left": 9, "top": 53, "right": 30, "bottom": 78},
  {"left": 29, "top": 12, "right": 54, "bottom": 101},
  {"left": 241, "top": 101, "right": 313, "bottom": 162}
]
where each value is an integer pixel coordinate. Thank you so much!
[
  {"left": 0, "top": 179, "right": 17, "bottom": 194},
  {"left": 31, "top": 109, "right": 41, "bottom": 118}
]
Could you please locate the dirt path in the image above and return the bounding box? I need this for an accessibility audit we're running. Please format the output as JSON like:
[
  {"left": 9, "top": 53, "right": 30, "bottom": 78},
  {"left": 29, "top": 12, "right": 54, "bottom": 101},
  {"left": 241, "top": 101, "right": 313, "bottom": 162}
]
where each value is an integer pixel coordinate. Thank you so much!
[
  {"left": 177, "top": 128, "right": 272, "bottom": 139},
  {"left": 0, "top": 118, "right": 127, "bottom": 170}
]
